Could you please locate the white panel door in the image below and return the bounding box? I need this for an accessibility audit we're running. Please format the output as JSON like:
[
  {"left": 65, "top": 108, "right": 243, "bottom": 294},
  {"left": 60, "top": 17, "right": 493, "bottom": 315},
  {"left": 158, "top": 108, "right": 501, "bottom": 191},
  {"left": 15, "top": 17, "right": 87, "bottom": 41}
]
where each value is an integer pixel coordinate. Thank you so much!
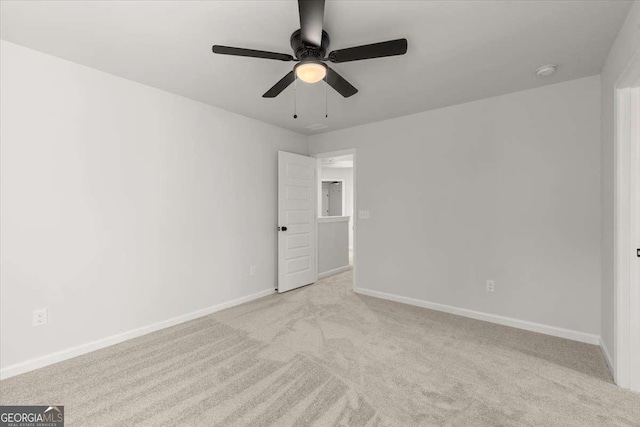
[{"left": 278, "top": 151, "right": 317, "bottom": 293}]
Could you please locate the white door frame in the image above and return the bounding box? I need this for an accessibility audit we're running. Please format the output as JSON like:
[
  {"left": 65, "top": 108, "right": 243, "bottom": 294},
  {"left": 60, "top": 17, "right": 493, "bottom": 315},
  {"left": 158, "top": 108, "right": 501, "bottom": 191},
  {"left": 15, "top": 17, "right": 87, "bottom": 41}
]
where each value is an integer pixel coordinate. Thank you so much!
[
  {"left": 312, "top": 149, "right": 357, "bottom": 290},
  {"left": 614, "top": 47, "right": 640, "bottom": 391}
]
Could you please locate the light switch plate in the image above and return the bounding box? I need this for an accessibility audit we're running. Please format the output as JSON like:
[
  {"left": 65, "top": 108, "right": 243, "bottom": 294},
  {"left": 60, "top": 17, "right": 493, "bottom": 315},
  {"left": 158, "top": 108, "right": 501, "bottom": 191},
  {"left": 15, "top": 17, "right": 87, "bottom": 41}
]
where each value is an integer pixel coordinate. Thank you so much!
[{"left": 358, "top": 210, "right": 370, "bottom": 220}]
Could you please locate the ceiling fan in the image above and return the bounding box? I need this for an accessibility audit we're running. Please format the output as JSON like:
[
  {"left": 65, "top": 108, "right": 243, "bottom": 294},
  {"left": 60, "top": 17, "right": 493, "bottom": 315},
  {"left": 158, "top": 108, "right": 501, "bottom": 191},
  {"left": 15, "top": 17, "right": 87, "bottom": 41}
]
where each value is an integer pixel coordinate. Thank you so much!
[{"left": 212, "top": 0, "right": 408, "bottom": 99}]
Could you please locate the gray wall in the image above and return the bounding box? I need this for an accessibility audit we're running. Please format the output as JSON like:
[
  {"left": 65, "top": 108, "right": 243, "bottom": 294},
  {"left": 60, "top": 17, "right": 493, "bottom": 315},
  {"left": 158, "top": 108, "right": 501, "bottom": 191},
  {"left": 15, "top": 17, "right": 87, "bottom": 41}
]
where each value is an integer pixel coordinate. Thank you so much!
[
  {"left": 309, "top": 76, "right": 602, "bottom": 337},
  {"left": 317, "top": 219, "right": 350, "bottom": 274},
  {"left": 0, "top": 41, "right": 308, "bottom": 372}
]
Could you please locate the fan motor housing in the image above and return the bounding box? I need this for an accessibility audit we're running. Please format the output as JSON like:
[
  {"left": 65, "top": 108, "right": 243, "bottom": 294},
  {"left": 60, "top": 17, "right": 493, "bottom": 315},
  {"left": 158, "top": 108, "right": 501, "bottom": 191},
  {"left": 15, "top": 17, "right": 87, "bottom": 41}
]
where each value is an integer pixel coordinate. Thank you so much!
[{"left": 290, "top": 29, "right": 330, "bottom": 60}]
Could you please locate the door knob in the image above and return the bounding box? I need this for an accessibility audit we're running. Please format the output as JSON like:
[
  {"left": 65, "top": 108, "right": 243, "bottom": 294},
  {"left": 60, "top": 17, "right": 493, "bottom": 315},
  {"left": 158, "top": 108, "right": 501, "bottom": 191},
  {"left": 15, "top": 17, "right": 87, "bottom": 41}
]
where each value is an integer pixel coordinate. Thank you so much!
[{"left": 278, "top": 226, "right": 288, "bottom": 231}]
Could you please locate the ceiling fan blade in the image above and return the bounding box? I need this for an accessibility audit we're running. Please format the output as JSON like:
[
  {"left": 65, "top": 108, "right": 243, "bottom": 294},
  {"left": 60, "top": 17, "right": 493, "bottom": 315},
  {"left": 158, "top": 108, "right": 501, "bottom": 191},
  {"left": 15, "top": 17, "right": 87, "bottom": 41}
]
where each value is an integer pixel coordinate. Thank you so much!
[
  {"left": 212, "top": 45, "right": 294, "bottom": 61},
  {"left": 328, "top": 39, "right": 408, "bottom": 63},
  {"left": 263, "top": 71, "right": 296, "bottom": 98},
  {"left": 298, "top": 0, "right": 325, "bottom": 47},
  {"left": 325, "top": 67, "right": 358, "bottom": 98}
]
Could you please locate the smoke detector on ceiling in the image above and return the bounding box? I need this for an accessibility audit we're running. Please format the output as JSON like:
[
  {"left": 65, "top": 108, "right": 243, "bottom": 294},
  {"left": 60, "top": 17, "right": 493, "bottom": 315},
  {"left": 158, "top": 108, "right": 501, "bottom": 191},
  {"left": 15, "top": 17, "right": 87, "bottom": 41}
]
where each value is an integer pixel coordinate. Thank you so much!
[{"left": 536, "top": 64, "right": 557, "bottom": 78}]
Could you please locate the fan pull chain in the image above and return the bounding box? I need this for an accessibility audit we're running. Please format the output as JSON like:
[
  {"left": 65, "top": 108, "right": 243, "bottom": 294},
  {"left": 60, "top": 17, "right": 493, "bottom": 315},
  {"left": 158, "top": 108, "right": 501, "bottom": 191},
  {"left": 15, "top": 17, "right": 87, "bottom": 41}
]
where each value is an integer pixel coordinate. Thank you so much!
[
  {"left": 293, "top": 77, "right": 298, "bottom": 119},
  {"left": 325, "top": 75, "right": 328, "bottom": 118}
]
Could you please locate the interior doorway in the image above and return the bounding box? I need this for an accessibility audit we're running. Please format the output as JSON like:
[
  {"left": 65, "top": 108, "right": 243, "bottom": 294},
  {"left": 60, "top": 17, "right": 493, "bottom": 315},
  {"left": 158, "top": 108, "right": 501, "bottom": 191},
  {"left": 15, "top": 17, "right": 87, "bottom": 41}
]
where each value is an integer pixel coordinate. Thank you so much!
[
  {"left": 615, "top": 50, "right": 640, "bottom": 392},
  {"left": 313, "top": 150, "right": 356, "bottom": 289},
  {"left": 628, "top": 85, "right": 640, "bottom": 392}
]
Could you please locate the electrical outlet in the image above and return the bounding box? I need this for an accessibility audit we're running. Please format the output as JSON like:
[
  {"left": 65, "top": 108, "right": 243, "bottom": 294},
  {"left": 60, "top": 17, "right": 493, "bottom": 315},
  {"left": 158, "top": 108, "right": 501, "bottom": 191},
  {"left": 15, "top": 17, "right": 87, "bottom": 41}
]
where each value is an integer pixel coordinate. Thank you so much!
[
  {"left": 486, "top": 280, "right": 495, "bottom": 293},
  {"left": 358, "top": 210, "right": 370, "bottom": 220},
  {"left": 33, "top": 309, "right": 48, "bottom": 327},
  {"left": 250, "top": 265, "right": 256, "bottom": 276}
]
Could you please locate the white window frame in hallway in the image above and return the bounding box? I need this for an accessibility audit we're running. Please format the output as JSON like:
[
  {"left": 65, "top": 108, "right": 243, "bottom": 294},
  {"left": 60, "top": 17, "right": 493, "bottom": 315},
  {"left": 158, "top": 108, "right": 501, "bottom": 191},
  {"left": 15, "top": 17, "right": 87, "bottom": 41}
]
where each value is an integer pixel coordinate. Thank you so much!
[
  {"left": 313, "top": 149, "right": 357, "bottom": 290},
  {"left": 614, "top": 47, "right": 640, "bottom": 392},
  {"left": 321, "top": 178, "right": 347, "bottom": 216}
]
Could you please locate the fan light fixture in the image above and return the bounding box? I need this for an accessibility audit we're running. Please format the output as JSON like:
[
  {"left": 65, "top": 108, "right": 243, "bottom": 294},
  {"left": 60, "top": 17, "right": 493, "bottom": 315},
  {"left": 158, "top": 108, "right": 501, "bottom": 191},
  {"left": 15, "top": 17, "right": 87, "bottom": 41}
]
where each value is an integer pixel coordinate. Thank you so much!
[
  {"left": 212, "top": 0, "right": 409, "bottom": 99},
  {"left": 295, "top": 62, "right": 327, "bottom": 83}
]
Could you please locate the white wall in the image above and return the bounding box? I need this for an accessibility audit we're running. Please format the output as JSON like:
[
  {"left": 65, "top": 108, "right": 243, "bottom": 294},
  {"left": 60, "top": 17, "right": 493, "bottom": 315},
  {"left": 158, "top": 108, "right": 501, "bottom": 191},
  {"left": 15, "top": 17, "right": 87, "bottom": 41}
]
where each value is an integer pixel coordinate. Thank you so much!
[
  {"left": 317, "top": 218, "right": 350, "bottom": 275},
  {"left": 0, "top": 41, "right": 307, "bottom": 374},
  {"left": 600, "top": 1, "right": 640, "bottom": 376},
  {"left": 309, "top": 76, "right": 602, "bottom": 339},
  {"left": 321, "top": 167, "right": 354, "bottom": 248}
]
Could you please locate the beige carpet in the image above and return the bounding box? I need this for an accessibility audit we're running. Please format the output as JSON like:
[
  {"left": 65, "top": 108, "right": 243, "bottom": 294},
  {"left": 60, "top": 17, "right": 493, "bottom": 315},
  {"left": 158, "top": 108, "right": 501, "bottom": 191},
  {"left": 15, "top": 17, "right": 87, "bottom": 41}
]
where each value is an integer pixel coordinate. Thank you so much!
[{"left": 2, "top": 271, "right": 639, "bottom": 426}]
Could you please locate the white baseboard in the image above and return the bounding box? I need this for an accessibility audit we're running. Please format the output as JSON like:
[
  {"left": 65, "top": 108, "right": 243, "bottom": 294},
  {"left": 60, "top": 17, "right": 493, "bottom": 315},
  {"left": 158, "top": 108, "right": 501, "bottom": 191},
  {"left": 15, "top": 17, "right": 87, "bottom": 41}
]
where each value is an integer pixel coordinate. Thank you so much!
[
  {"left": 318, "top": 265, "right": 352, "bottom": 279},
  {"left": 354, "top": 287, "right": 600, "bottom": 345},
  {"left": 0, "top": 287, "right": 275, "bottom": 380},
  {"left": 600, "top": 338, "right": 616, "bottom": 381}
]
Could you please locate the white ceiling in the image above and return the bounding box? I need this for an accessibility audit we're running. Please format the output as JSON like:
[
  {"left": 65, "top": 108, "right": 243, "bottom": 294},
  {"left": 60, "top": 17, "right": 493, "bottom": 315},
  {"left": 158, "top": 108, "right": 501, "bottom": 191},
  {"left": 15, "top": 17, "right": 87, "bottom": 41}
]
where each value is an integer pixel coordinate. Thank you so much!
[{"left": 0, "top": 1, "right": 632, "bottom": 135}]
